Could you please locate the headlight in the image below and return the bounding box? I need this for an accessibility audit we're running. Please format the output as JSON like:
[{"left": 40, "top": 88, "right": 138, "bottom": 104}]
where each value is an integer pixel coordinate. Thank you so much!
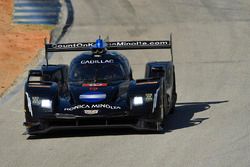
[
  {"left": 41, "top": 99, "right": 52, "bottom": 109},
  {"left": 133, "top": 96, "right": 143, "bottom": 106}
]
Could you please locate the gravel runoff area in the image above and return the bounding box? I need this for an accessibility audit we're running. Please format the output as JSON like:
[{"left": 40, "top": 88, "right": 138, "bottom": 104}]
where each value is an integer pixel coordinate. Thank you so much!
[{"left": 0, "top": 0, "right": 52, "bottom": 96}]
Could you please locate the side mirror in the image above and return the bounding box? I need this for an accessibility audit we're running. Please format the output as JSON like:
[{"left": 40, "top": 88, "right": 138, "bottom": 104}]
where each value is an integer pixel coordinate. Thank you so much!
[{"left": 28, "top": 70, "right": 43, "bottom": 82}]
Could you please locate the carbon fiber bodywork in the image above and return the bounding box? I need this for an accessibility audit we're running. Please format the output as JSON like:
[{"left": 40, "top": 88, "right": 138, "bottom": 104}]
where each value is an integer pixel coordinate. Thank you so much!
[{"left": 24, "top": 38, "right": 177, "bottom": 135}]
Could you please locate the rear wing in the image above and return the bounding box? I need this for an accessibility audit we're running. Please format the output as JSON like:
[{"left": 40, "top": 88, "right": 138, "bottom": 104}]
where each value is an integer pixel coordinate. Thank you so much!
[{"left": 45, "top": 34, "right": 173, "bottom": 65}]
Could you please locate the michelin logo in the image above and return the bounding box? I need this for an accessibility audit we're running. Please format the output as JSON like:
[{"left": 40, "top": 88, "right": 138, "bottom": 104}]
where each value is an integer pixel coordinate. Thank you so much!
[{"left": 64, "top": 104, "right": 121, "bottom": 111}]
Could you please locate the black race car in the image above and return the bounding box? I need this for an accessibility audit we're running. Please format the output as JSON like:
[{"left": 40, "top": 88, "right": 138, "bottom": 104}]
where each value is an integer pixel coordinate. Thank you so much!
[{"left": 24, "top": 35, "right": 177, "bottom": 135}]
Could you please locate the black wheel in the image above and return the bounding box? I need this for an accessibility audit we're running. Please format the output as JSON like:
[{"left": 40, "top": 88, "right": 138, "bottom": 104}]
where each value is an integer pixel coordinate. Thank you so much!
[
  {"left": 170, "top": 69, "right": 177, "bottom": 114},
  {"left": 156, "top": 89, "right": 166, "bottom": 133},
  {"left": 169, "top": 91, "right": 176, "bottom": 114},
  {"left": 156, "top": 121, "right": 165, "bottom": 133},
  {"left": 169, "top": 104, "right": 175, "bottom": 114},
  {"left": 164, "top": 94, "right": 170, "bottom": 116}
]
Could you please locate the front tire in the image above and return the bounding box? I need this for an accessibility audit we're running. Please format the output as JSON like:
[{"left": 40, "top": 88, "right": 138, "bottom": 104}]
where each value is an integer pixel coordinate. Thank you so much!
[
  {"left": 156, "top": 87, "right": 166, "bottom": 133},
  {"left": 170, "top": 69, "right": 177, "bottom": 114}
]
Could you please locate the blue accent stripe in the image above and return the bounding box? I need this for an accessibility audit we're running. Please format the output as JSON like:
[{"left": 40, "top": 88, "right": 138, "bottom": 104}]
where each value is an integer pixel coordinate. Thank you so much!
[{"left": 79, "top": 92, "right": 107, "bottom": 103}]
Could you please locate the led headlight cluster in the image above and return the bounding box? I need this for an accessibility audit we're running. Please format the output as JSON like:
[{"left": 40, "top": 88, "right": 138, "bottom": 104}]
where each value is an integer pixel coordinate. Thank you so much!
[
  {"left": 41, "top": 99, "right": 52, "bottom": 109},
  {"left": 133, "top": 96, "right": 144, "bottom": 106}
]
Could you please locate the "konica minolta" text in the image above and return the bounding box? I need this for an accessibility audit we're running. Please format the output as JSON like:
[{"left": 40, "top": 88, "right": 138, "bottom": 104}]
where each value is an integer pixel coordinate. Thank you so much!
[{"left": 64, "top": 104, "right": 121, "bottom": 111}]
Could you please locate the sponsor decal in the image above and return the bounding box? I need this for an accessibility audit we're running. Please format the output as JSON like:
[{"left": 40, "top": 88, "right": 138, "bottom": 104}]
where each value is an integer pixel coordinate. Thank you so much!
[
  {"left": 50, "top": 41, "right": 170, "bottom": 50},
  {"left": 89, "top": 87, "right": 98, "bottom": 91},
  {"left": 82, "top": 83, "right": 108, "bottom": 91},
  {"left": 64, "top": 104, "right": 121, "bottom": 111},
  {"left": 47, "top": 40, "right": 171, "bottom": 52},
  {"left": 94, "top": 54, "right": 102, "bottom": 58},
  {"left": 84, "top": 110, "right": 98, "bottom": 115},
  {"left": 79, "top": 91, "right": 106, "bottom": 103},
  {"left": 80, "top": 59, "right": 114, "bottom": 64},
  {"left": 32, "top": 96, "right": 41, "bottom": 105},
  {"left": 82, "top": 83, "right": 108, "bottom": 87},
  {"left": 145, "top": 93, "right": 153, "bottom": 102},
  {"left": 52, "top": 42, "right": 94, "bottom": 49},
  {"left": 108, "top": 41, "right": 170, "bottom": 47}
]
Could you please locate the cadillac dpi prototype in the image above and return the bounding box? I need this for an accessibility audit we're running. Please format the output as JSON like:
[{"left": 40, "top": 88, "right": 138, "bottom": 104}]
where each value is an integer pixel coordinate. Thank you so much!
[{"left": 24, "top": 35, "right": 177, "bottom": 135}]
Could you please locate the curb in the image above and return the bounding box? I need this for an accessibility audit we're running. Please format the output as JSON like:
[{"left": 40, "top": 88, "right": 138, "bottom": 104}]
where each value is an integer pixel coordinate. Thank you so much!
[{"left": 13, "top": 0, "right": 61, "bottom": 25}]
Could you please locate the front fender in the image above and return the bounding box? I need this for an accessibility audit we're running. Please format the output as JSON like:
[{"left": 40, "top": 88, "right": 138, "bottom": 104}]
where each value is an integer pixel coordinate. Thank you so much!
[
  {"left": 128, "top": 78, "right": 164, "bottom": 121},
  {"left": 24, "top": 81, "right": 59, "bottom": 120}
]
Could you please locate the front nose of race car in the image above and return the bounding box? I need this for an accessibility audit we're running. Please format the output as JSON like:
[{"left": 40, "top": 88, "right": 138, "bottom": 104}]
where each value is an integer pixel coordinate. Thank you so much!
[
  {"left": 24, "top": 80, "right": 162, "bottom": 134},
  {"left": 63, "top": 82, "right": 130, "bottom": 115}
]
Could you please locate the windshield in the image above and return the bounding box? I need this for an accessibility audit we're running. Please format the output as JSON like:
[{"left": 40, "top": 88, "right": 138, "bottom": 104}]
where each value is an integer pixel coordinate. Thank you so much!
[{"left": 69, "top": 63, "right": 127, "bottom": 83}]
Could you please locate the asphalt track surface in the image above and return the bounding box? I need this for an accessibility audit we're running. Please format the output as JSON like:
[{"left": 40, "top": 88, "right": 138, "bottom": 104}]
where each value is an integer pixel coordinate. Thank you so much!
[{"left": 1, "top": 0, "right": 250, "bottom": 166}]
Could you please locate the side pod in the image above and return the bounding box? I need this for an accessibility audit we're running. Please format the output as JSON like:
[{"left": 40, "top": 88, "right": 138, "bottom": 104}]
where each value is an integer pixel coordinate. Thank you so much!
[
  {"left": 128, "top": 78, "right": 164, "bottom": 121},
  {"left": 24, "top": 79, "right": 59, "bottom": 120}
]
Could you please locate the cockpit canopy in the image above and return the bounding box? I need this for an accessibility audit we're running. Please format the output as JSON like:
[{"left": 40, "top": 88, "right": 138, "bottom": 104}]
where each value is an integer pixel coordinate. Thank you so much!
[
  {"left": 68, "top": 52, "right": 131, "bottom": 83},
  {"left": 69, "top": 63, "right": 127, "bottom": 83}
]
